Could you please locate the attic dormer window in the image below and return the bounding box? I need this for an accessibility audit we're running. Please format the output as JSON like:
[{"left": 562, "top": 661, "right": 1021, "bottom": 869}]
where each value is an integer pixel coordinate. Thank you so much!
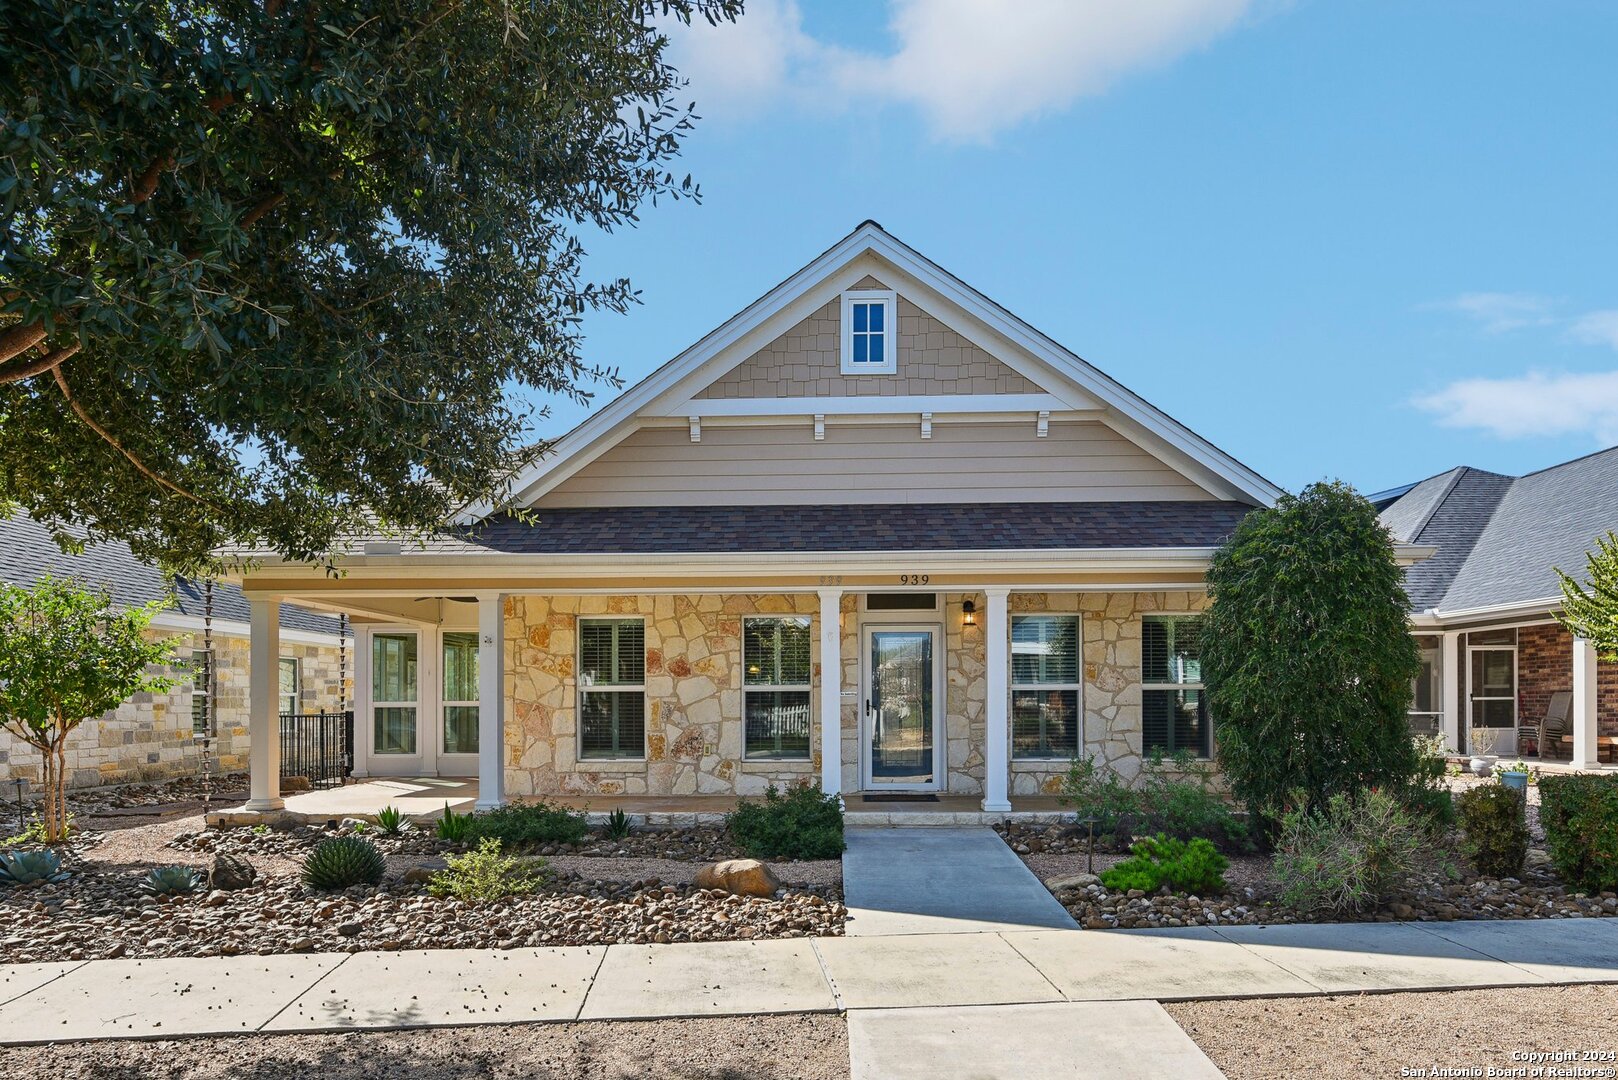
[{"left": 841, "top": 289, "right": 897, "bottom": 375}]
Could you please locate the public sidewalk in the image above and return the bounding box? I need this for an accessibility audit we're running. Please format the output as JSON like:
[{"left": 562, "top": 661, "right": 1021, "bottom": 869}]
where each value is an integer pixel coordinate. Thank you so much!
[{"left": 1, "top": 916, "right": 1615, "bottom": 1049}]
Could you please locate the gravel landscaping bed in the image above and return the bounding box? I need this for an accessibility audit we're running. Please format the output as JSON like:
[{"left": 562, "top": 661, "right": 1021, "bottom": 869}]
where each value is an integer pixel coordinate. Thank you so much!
[
  {"left": 1, "top": 1013, "right": 851, "bottom": 1080},
  {"left": 1, "top": 815, "right": 845, "bottom": 962},
  {"left": 1004, "top": 820, "right": 1618, "bottom": 930},
  {"left": 1169, "top": 985, "right": 1618, "bottom": 1080}
]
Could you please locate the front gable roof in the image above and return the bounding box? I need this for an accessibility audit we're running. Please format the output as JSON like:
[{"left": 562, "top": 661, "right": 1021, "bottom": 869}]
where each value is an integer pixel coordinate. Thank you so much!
[{"left": 469, "top": 222, "right": 1282, "bottom": 517}]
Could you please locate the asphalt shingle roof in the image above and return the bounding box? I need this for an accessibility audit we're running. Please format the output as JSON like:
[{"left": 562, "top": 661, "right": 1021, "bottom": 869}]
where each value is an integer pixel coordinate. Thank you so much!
[
  {"left": 0, "top": 512, "right": 343, "bottom": 636},
  {"left": 1379, "top": 446, "right": 1618, "bottom": 614},
  {"left": 434, "top": 501, "right": 1257, "bottom": 555}
]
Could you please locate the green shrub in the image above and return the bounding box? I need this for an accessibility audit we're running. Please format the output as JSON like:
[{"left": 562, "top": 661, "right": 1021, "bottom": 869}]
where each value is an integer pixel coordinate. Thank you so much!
[
  {"left": 1136, "top": 750, "right": 1248, "bottom": 850},
  {"left": 1058, "top": 756, "right": 1139, "bottom": 835},
  {"left": 1202, "top": 482, "right": 1426, "bottom": 834},
  {"left": 1274, "top": 791, "right": 1444, "bottom": 914},
  {"left": 1456, "top": 783, "right": 1529, "bottom": 879},
  {"left": 726, "top": 783, "right": 844, "bottom": 860},
  {"left": 436, "top": 803, "right": 471, "bottom": 842},
  {"left": 604, "top": 807, "right": 632, "bottom": 841},
  {"left": 1539, "top": 774, "right": 1618, "bottom": 893},
  {"left": 1099, "top": 834, "right": 1229, "bottom": 895},
  {"left": 1404, "top": 735, "right": 1457, "bottom": 833},
  {"left": 141, "top": 864, "right": 204, "bottom": 897},
  {"left": 300, "top": 836, "right": 386, "bottom": 891},
  {"left": 376, "top": 805, "right": 406, "bottom": 835},
  {"left": 467, "top": 801, "right": 590, "bottom": 849},
  {"left": 426, "top": 838, "right": 546, "bottom": 902}
]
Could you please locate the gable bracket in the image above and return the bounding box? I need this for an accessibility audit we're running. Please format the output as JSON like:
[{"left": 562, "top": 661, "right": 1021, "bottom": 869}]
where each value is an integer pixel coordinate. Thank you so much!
[
  {"left": 1037, "top": 410, "right": 1050, "bottom": 438},
  {"left": 688, "top": 416, "right": 701, "bottom": 443},
  {"left": 814, "top": 414, "right": 825, "bottom": 441},
  {"left": 920, "top": 412, "right": 933, "bottom": 440}
]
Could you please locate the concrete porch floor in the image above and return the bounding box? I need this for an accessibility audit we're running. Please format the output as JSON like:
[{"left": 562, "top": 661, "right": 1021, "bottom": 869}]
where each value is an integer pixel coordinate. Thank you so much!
[{"left": 210, "top": 779, "right": 1075, "bottom": 827}]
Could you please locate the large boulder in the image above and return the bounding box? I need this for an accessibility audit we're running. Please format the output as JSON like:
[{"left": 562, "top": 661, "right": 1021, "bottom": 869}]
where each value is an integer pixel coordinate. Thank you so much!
[
  {"left": 695, "top": 858, "right": 780, "bottom": 897},
  {"left": 209, "top": 853, "right": 258, "bottom": 891},
  {"left": 1046, "top": 873, "right": 1101, "bottom": 892}
]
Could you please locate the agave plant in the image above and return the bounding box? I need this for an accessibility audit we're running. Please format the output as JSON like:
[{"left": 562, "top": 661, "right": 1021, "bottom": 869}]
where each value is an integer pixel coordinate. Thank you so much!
[
  {"left": 604, "top": 807, "right": 632, "bottom": 841},
  {"left": 376, "top": 805, "right": 406, "bottom": 835},
  {"left": 141, "top": 864, "right": 204, "bottom": 897},
  {"left": 437, "top": 803, "right": 471, "bottom": 843},
  {"left": 301, "top": 836, "right": 386, "bottom": 891},
  {"left": 0, "top": 849, "right": 70, "bottom": 886}
]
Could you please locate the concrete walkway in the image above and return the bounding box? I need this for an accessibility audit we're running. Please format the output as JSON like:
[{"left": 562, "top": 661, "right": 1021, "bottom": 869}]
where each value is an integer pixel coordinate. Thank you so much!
[
  {"left": 841, "top": 827, "right": 1079, "bottom": 935},
  {"left": 3, "top": 917, "right": 1615, "bottom": 1052}
]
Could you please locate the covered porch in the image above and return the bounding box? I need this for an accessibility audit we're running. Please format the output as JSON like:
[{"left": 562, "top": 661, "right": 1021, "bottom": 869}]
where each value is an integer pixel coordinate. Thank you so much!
[
  {"left": 230, "top": 562, "right": 1219, "bottom": 818},
  {"left": 1411, "top": 618, "right": 1618, "bottom": 767}
]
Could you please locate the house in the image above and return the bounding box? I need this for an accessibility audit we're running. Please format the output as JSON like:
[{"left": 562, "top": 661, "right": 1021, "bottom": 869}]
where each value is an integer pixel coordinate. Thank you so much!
[
  {"left": 226, "top": 221, "right": 1424, "bottom": 817},
  {"left": 1374, "top": 447, "right": 1618, "bottom": 767},
  {"left": 0, "top": 512, "right": 351, "bottom": 790}
]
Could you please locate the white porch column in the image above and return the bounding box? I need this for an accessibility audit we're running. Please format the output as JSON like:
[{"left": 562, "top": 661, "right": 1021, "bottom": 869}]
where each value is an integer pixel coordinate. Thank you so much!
[
  {"left": 982, "top": 587, "right": 1012, "bottom": 812},
  {"left": 1441, "top": 630, "right": 1462, "bottom": 754},
  {"left": 1573, "top": 636, "right": 1601, "bottom": 769},
  {"left": 475, "top": 593, "right": 507, "bottom": 810},
  {"left": 245, "top": 597, "right": 283, "bottom": 811},
  {"left": 818, "top": 588, "right": 843, "bottom": 799}
]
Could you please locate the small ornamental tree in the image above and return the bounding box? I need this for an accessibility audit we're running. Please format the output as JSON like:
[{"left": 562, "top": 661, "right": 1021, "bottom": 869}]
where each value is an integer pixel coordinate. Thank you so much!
[
  {"left": 1202, "top": 481, "right": 1423, "bottom": 832},
  {"left": 1557, "top": 532, "right": 1618, "bottom": 660},
  {"left": 0, "top": 577, "right": 175, "bottom": 841}
]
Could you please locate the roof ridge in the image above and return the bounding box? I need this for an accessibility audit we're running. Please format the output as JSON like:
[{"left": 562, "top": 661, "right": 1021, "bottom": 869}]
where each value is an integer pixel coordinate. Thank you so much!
[
  {"left": 1405, "top": 467, "right": 1466, "bottom": 543},
  {"left": 1516, "top": 442, "right": 1618, "bottom": 480}
]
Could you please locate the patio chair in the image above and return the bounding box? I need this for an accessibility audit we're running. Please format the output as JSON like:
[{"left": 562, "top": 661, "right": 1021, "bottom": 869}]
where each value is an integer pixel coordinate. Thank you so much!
[{"left": 1522, "top": 691, "right": 1572, "bottom": 760}]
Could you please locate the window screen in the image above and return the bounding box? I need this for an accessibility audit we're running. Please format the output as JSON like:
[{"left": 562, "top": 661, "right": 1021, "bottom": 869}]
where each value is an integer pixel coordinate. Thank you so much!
[
  {"left": 579, "top": 619, "right": 646, "bottom": 759},
  {"left": 743, "top": 617, "right": 812, "bottom": 759},
  {"left": 1011, "top": 615, "right": 1081, "bottom": 758},
  {"left": 1142, "top": 616, "right": 1210, "bottom": 757}
]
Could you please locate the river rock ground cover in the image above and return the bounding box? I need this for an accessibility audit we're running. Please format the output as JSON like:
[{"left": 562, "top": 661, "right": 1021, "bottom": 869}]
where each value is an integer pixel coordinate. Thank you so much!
[
  {"left": 1002, "top": 775, "right": 1618, "bottom": 931},
  {"left": 0, "top": 800, "right": 844, "bottom": 963}
]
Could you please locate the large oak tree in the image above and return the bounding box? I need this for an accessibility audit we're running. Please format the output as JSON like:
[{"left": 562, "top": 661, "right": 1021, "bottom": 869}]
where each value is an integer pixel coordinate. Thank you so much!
[{"left": 1, "top": 0, "right": 740, "bottom": 571}]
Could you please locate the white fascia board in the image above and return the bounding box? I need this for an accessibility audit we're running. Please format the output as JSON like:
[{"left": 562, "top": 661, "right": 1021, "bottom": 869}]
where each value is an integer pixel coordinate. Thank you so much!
[
  {"left": 148, "top": 610, "right": 347, "bottom": 648},
  {"left": 1428, "top": 596, "right": 1563, "bottom": 624},
  {"left": 650, "top": 393, "right": 1086, "bottom": 419},
  {"left": 251, "top": 546, "right": 1223, "bottom": 582},
  {"left": 1394, "top": 544, "right": 1439, "bottom": 566}
]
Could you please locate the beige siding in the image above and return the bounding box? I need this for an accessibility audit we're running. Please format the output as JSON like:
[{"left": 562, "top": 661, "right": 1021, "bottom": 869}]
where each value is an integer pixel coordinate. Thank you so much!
[
  {"left": 538, "top": 420, "right": 1213, "bottom": 507},
  {"left": 697, "top": 290, "right": 1043, "bottom": 399}
]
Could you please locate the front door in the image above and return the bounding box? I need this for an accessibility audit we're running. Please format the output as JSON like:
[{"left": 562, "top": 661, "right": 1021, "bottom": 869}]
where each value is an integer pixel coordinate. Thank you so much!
[
  {"left": 1468, "top": 645, "right": 1517, "bottom": 757},
  {"left": 861, "top": 625, "right": 943, "bottom": 791}
]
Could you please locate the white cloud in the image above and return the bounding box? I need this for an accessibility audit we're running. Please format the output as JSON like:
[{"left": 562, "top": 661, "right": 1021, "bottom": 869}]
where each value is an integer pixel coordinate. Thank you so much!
[
  {"left": 1415, "top": 371, "right": 1618, "bottom": 446},
  {"left": 1435, "top": 292, "right": 1556, "bottom": 334},
  {"left": 662, "top": 0, "right": 1258, "bottom": 141},
  {"left": 1568, "top": 310, "right": 1618, "bottom": 351}
]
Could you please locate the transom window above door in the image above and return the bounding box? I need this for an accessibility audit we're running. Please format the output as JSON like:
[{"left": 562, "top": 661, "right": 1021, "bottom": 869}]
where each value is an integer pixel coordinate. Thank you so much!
[{"left": 841, "top": 289, "right": 897, "bottom": 375}]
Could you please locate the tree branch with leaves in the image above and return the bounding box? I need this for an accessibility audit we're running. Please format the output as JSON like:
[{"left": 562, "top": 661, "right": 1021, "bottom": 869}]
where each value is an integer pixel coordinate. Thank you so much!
[{"left": 1557, "top": 531, "right": 1618, "bottom": 660}]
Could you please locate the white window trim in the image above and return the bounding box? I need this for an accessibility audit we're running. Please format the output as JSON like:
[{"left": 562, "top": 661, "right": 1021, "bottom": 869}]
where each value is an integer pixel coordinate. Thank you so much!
[
  {"left": 441, "top": 630, "right": 480, "bottom": 758},
  {"left": 840, "top": 289, "right": 898, "bottom": 375},
  {"left": 278, "top": 655, "right": 301, "bottom": 717},
  {"left": 743, "top": 615, "right": 814, "bottom": 761},
  {"left": 1140, "top": 614, "right": 1211, "bottom": 759},
  {"left": 578, "top": 616, "right": 648, "bottom": 761},
  {"left": 1010, "top": 614, "right": 1083, "bottom": 760},
  {"left": 371, "top": 629, "right": 423, "bottom": 757}
]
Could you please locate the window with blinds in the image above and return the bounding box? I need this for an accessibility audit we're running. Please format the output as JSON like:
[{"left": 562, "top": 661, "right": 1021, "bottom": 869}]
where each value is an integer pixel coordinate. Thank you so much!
[
  {"left": 1141, "top": 616, "right": 1209, "bottom": 757},
  {"left": 579, "top": 618, "right": 646, "bottom": 759},
  {"left": 1010, "top": 615, "right": 1081, "bottom": 758},
  {"left": 743, "top": 617, "right": 812, "bottom": 759},
  {"left": 188, "top": 649, "right": 213, "bottom": 734}
]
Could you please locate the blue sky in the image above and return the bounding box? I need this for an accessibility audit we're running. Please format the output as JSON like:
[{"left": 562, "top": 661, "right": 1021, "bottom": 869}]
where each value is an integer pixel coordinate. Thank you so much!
[{"left": 541, "top": 0, "right": 1618, "bottom": 496}]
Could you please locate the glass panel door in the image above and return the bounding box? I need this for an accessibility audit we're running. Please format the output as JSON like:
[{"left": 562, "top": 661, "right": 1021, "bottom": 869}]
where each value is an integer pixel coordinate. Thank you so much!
[
  {"left": 1468, "top": 646, "right": 1516, "bottom": 756},
  {"left": 440, "top": 631, "right": 479, "bottom": 773},
  {"left": 372, "top": 632, "right": 419, "bottom": 756},
  {"left": 865, "top": 628, "right": 938, "bottom": 789}
]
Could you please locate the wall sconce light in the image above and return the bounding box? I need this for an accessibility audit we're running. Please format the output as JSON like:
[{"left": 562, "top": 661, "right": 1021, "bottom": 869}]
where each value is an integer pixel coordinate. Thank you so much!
[{"left": 961, "top": 599, "right": 977, "bottom": 627}]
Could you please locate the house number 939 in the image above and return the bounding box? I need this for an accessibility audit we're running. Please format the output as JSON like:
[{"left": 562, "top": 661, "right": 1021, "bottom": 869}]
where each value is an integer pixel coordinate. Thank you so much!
[{"left": 899, "top": 574, "right": 930, "bottom": 585}]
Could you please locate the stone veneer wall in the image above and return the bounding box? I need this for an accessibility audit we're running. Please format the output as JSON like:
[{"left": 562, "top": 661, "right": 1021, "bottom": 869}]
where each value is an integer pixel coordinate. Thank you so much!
[
  {"left": 507, "top": 590, "right": 1205, "bottom": 799},
  {"left": 0, "top": 630, "right": 349, "bottom": 791},
  {"left": 504, "top": 594, "right": 822, "bottom": 797}
]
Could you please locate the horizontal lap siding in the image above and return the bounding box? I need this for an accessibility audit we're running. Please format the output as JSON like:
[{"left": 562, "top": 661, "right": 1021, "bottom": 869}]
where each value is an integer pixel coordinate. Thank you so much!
[{"left": 538, "top": 421, "right": 1213, "bottom": 507}]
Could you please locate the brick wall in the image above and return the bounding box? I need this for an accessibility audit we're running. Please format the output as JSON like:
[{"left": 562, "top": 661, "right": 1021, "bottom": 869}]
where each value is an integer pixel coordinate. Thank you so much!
[{"left": 1514, "top": 623, "right": 1618, "bottom": 753}]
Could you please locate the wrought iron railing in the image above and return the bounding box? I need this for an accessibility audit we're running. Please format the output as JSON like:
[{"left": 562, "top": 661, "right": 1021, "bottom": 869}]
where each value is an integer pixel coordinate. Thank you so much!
[{"left": 279, "top": 710, "right": 354, "bottom": 789}]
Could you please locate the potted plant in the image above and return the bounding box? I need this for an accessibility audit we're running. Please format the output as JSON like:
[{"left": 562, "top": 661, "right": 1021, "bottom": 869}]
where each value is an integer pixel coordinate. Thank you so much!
[
  {"left": 1494, "top": 759, "right": 1532, "bottom": 793},
  {"left": 1468, "top": 725, "right": 1501, "bottom": 776}
]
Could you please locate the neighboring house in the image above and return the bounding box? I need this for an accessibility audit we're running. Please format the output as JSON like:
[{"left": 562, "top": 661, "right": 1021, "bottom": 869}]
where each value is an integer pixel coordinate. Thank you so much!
[
  {"left": 0, "top": 512, "right": 352, "bottom": 790},
  {"left": 1374, "top": 447, "right": 1618, "bottom": 766},
  {"left": 226, "top": 221, "right": 1425, "bottom": 815}
]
